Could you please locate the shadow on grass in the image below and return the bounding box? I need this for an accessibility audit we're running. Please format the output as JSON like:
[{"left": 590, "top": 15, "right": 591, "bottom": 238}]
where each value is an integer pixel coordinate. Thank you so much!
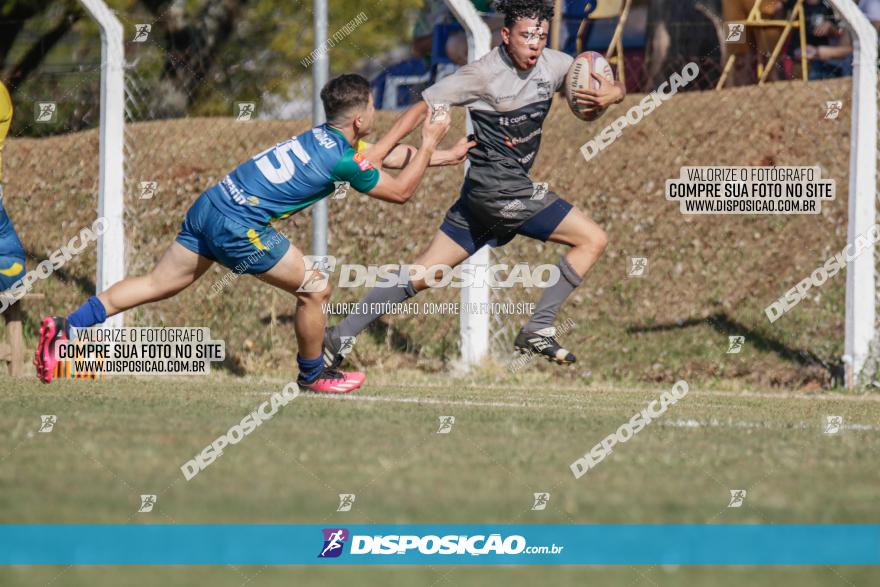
[
  {"left": 214, "top": 351, "right": 248, "bottom": 376},
  {"left": 626, "top": 312, "right": 845, "bottom": 385},
  {"left": 23, "top": 247, "right": 96, "bottom": 296},
  {"left": 266, "top": 313, "right": 424, "bottom": 359}
]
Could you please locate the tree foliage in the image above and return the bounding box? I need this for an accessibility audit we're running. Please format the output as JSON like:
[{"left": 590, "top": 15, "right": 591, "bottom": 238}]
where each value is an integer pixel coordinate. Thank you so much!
[{"left": 2, "top": 0, "right": 421, "bottom": 134}]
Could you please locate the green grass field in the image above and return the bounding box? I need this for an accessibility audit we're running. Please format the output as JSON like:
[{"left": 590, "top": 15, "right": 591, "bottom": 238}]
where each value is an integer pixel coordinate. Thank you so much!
[{"left": 1, "top": 372, "right": 879, "bottom": 585}]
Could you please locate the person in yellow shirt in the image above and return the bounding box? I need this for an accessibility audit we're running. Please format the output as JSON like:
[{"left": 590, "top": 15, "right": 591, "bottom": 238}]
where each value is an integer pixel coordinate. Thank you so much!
[
  {"left": 722, "top": 0, "right": 786, "bottom": 85},
  {"left": 0, "top": 80, "right": 27, "bottom": 294}
]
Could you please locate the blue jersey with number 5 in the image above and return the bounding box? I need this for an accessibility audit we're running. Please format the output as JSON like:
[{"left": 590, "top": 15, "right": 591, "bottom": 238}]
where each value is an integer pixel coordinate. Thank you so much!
[{"left": 204, "top": 124, "right": 379, "bottom": 227}]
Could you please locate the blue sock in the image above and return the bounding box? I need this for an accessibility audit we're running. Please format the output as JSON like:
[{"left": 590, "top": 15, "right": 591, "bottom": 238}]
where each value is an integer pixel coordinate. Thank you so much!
[
  {"left": 297, "top": 354, "right": 324, "bottom": 383},
  {"left": 67, "top": 296, "right": 108, "bottom": 337}
]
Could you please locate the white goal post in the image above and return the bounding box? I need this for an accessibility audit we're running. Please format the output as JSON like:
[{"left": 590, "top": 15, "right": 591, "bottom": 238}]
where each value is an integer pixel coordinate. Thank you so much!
[
  {"left": 79, "top": 0, "right": 126, "bottom": 329},
  {"left": 829, "top": 0, "right": 879, "bottom": 387},
  {"left": 446, "top": 0, "right": 493, "bottom": 370}
]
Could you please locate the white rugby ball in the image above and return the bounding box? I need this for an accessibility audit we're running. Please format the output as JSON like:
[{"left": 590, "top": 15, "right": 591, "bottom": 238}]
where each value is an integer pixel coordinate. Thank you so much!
[{"left": 565, "top": 51, "right": 615, "bottom": 122}]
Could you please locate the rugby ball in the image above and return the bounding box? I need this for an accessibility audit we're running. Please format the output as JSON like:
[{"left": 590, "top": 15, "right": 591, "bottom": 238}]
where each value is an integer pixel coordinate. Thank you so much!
[{"left": 565, "top": 51, "right": 615, "bottom": 122}]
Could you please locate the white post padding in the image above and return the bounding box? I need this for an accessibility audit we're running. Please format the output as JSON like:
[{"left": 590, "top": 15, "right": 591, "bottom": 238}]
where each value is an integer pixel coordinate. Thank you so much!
[
  {"left": 828, "top": 0, "right": 878, "bottom": 386},
  {"left": 445, "top": 0, "right": 492, "bottom": 369},
  {"left": 80, "top": 0, "right": 126, "bottom": 329}
]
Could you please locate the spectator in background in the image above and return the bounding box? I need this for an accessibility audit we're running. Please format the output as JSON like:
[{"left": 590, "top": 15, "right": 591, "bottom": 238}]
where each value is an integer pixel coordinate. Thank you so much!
[
  {"left": 373, "top": 0, "right": 504, "bottom": 109},
  {"left": 412, "top": 0, "right": 453, "bottom": 61},
  {"left": 859, "top": 0, "right": 880, "bottom": 32},
  {"left": 789, "top": 0, "right": 852, "bottom": 79},
  {"left": 432, "top": 0, "right": 503, "bottom": 66},
  {"left": 0, "top": 80, "right": 27, "bottom": 295},
  {"left": 723, "top": 0, "right": 785, "bottom": 85},
  {"left": 860, "top": 0, "right": 880, "bottom": 72},
  {"left": 371, "top": 1, "right": 446, "bottom": 109}
]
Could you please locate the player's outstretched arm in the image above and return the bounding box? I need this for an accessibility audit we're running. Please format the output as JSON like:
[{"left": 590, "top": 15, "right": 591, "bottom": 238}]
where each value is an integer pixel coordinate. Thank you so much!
[
  {"left": 363, "top": 101, "right": 429, "bottom": 166},
  {"left": 381, "top": 136, "right": 476, "bottom": 169},
  {"left": 365, "top": 112, "right": 451, "bottom": 204},
  {"left": 370, "top": 57, "right": 483, "bottom": 167}
]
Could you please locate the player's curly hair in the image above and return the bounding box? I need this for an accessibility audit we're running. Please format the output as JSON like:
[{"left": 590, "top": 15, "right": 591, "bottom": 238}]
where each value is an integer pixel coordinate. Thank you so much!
[
  {"left": 494, "top": 0, "right": 554, "bottom": 28},
  {"left": 321, "top": 74, "right": 372, "bottom": 124}
]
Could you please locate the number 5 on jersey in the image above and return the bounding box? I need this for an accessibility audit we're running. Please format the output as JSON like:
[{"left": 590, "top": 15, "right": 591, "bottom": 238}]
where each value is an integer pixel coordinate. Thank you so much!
[{"left": 254, "top": 138, "right": 311, "bottom": 184}]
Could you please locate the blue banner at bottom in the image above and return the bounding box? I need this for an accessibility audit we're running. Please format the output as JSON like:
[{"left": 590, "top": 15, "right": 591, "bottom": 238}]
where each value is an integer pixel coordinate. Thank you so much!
[{"left": 1, "top": 525, "right": 878, "bottom": 565}]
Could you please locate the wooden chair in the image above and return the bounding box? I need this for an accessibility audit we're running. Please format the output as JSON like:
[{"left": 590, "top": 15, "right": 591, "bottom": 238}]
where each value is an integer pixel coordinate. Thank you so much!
[
  {"left": 0, "top": 292, "right": 44, "bottom": 376},
  {"left": 575, "top": 0, "right": 633, "bottom": 88},
  {"left": 716, "top": 0, "right": 808, "bottom": 89}
]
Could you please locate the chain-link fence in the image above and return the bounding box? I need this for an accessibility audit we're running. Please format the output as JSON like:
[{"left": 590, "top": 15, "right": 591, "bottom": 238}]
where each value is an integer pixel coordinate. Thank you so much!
[{"left": 3, "top": 4, "right": 876, "bottom": 387}]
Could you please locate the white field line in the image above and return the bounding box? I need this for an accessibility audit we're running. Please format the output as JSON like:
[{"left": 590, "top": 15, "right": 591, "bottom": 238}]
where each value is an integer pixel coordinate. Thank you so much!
[
  {"left": 244, "top": 379, "right": 880, "bottom": 406},
  {"left": 296, "top": 392, "right": 752, "bottom": 413},
  {"left": 240, "top": 390, "right": 880, "bottom": 432},
  {"left": 111, "top": 374, "right": 880, "bottom": 403},
  {"left": 366, "top": 382, "right": 880, "bottom": 403},
  {"left": 243, "top": 390, "right": 741, "bottom": 412},
  {"left": 222, "top": 375, "right": 880, "bottom": 403},
  {"left": 663, "top": 418, "right": 880, "bottom": 432},
  {"left": 302, "top": 393, "right": 534, "bottom": 410}
]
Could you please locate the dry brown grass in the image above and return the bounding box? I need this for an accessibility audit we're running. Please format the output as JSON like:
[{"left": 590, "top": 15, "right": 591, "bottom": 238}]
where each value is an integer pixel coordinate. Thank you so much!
[{"left": 2, "top": 78, "right": 867, "bottom": 389}]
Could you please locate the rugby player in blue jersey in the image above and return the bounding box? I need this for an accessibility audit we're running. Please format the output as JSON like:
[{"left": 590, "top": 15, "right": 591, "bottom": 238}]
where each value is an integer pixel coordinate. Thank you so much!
[
  {"left": 0, "top": 81, "right": 27, "bottom": 300},
  {"left": 35, "top": 74, "right": 470, "bottom": 391}
]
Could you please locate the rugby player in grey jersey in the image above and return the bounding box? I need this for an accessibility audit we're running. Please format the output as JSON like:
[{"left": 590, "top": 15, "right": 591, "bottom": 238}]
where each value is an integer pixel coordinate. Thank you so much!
[{"left": 325, "top": 0, "right": 625, "bottom": 367}]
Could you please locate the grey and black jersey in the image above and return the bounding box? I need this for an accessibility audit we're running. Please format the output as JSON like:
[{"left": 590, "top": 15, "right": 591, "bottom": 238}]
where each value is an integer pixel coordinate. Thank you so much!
[{"left": 422, "top": 45, "right": 573, "bottom": 233}]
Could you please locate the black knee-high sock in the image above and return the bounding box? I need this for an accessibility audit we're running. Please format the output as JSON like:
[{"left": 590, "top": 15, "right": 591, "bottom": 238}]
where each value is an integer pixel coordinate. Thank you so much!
[
  {"left": 334, "top": 279, "right": 420, "bottom": 339},
  {"left": 522, "top": 255, "right": 582, "bottom": 333}
]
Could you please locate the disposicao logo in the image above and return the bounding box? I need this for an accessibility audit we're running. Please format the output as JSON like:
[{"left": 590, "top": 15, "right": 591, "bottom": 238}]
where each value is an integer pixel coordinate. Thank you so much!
[{"left": 318, "top": 528, "right": 349, "bottom": 558}]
